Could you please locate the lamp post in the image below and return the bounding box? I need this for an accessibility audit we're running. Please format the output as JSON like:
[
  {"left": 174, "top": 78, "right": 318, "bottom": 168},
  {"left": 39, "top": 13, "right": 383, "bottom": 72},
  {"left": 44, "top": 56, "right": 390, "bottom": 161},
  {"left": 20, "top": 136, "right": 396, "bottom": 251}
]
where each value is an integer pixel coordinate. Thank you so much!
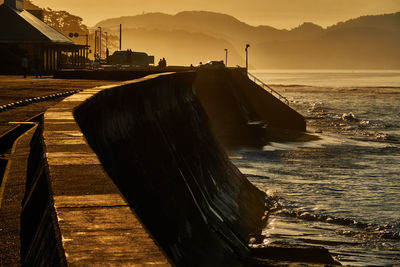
[
  {"left": 105, "top": 32, "right": 109, "bottom": 58},
  {"left": 105, "top": 32, "right": 108, "bottom": 51},
  {"left": 119, "top": 24, "right": 122, "bottom": 51},
  {"left": 94, "top": 30, "right": 98, "bottom": 59},
  {"left": 98, "top": 26, "right": 102, "bottom": 59},
  {"left": 224, "top": 48, "right": 228, "bottom": 67},
  {"left": 85, "top": 30, "right": 89, "bottom": 63},
  {"left": 245, "top": 44, "right": 250, "bottom": 74}
]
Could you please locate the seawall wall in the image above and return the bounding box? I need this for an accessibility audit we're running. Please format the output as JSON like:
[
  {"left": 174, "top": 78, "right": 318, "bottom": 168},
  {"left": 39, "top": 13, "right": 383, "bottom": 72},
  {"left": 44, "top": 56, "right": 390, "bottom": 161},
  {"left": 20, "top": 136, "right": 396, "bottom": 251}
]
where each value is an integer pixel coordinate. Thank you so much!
[
  {"left": 74, "top": 72, "right": 267, "bottom": 266},
  {"left": 193, "top": 69, "right": 306, "bottom": 147},
  {"left": 54, "top": 68, "right": 306, "bottom": 149},
  {"left": 15, "top": 72, "right": 267, "bottom": 266}
]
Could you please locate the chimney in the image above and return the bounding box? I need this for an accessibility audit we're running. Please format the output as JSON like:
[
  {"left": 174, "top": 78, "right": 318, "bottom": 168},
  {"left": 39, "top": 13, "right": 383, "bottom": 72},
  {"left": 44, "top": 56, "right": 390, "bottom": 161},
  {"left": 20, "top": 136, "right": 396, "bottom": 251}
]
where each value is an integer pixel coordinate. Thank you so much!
[{"left": 5, "top": 0, "right": 24, "bottom": 11}]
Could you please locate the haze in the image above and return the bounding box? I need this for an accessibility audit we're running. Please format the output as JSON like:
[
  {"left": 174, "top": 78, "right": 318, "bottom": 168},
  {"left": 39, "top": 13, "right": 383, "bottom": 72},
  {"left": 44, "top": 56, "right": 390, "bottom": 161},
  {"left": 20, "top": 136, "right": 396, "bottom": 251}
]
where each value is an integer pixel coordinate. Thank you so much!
[{"left": 29, "top": 0, "right": 400, "bottom": 29}]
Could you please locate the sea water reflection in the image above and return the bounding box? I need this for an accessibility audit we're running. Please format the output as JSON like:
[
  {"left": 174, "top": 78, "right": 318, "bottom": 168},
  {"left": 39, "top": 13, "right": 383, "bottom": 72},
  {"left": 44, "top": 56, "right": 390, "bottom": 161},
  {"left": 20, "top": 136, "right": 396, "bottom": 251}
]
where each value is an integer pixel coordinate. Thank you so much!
[{"left": 232, "top": 71, "right": 400, "bottom": 265}]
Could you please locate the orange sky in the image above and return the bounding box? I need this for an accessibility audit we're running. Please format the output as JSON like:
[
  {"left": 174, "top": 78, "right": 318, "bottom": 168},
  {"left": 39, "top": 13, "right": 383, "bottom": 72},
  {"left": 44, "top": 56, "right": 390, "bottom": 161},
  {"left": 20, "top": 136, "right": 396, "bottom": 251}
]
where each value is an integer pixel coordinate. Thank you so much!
[{"left": 27, "top": 0, "right": 400, "bottom": 28}]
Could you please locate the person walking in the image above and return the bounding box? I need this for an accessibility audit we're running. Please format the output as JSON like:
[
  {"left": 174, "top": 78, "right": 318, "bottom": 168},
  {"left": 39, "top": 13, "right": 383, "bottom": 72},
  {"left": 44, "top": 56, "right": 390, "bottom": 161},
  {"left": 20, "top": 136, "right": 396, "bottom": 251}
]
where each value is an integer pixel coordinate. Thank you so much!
[{"left": 21, "top": 55, "right": 28, "bottom": 78}]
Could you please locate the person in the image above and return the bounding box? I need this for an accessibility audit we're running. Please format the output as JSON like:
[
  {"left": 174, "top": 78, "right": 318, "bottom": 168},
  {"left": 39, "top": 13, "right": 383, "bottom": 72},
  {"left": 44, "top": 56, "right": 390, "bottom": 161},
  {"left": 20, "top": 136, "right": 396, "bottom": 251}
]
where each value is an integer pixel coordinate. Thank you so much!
[
  {"left": 33, "top": 56, "right": 41, "bottom": 78},
  {"left": 21, "top": 55, "right": 28, "bottom": 78},
  {"left": 158, "top": 57, "right": 167, "bottom": 69}
]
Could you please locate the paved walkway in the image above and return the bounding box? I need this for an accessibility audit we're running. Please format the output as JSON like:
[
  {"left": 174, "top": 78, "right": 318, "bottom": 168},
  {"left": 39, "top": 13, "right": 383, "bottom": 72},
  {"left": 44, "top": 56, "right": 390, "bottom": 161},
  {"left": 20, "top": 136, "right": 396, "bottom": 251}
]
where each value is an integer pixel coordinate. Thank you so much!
[{"left": 43, "top": 80, "right": 171, "bottom": 265}]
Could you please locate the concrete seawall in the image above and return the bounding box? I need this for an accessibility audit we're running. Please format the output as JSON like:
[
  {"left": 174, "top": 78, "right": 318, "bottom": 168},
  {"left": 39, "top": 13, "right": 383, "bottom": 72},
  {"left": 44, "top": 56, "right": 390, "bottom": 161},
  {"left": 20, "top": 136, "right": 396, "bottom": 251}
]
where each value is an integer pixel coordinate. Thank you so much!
[
  {"left": 193, "top": 69, "right": 306, "bottom": 147},
  {"left": 55, "top": 68, "right": 307, "bottom": 148},
  {"left": 229, "top": 69, "right": 306, "bottom": 131},
  {"left": 74, "top": 72, "right": 267, "bottom": 266},
  {"left": 1, "top": 70, "right": 319, "bottom": 265}
]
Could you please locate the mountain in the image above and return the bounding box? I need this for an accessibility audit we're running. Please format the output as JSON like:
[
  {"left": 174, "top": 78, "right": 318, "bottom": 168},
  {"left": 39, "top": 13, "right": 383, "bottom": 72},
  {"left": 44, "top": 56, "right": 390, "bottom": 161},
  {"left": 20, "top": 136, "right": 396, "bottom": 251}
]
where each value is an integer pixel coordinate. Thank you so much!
[
  {"left": 253, "top": 28, "right": 400, "bottom": 69},
  {"left": 327, "top": 12, "right": 400, "bottom": 33},
  {"left": 95, "top": 11, "right": 290, "bottom": 44},
  {"left": 96, "top": 11, "right": 400, "bottom": 69}
]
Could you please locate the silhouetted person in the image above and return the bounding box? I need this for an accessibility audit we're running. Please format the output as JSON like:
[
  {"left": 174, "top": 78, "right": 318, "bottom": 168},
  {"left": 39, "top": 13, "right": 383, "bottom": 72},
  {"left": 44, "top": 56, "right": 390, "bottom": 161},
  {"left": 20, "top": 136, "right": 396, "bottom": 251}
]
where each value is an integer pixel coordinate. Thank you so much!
[
  {"left": 106, "top": 48, "right": 110, "bottom": 59},
  {"left": 33, "top": 56, "right": 41, "bottom": 78},
  {"left": 158, "top": 57, "right": 167, "bottom": 69},
  {"left": 21, "top": 55, "right": 28, "bottom": 78}
]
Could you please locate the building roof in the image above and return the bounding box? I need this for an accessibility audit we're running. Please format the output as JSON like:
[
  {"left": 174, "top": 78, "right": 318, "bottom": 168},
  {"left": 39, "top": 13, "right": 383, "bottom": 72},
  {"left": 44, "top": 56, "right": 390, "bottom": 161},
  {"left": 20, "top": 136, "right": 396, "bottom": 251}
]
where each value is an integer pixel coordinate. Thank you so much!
[{"left": 0, "top": 3, "right": 74, "bottom": 45}]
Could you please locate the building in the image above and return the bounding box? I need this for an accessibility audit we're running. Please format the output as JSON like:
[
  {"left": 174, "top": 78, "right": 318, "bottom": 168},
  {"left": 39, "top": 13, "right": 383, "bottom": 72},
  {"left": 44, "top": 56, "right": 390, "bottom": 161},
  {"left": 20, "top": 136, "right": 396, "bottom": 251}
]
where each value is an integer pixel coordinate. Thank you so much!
[
  {"left": 108, "top": 50, "right": 155, "bottom": 67},
  {"left": 0, "top": 0, "right": 87, "bottom": 74}
]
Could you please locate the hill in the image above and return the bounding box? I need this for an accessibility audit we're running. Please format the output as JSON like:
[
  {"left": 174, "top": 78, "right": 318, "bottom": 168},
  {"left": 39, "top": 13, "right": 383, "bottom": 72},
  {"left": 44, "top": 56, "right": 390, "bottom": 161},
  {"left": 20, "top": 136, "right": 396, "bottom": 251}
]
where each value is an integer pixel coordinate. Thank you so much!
[
  {"left": 96, "top": 10, "right": 400, "bottom": 68},
  {"left": 327, "top": 12, "right": 400, "bottom": 33}
]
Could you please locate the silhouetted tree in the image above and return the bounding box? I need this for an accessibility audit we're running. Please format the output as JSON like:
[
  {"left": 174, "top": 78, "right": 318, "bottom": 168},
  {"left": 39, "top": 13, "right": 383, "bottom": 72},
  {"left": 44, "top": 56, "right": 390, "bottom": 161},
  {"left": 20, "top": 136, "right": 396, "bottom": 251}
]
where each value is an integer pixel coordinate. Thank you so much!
[
  {"left": 44, "top": 8, "right": 88, "bottom": 34},
  {"left": 25, "top": 1, "right": 119, "bottom": 59}
]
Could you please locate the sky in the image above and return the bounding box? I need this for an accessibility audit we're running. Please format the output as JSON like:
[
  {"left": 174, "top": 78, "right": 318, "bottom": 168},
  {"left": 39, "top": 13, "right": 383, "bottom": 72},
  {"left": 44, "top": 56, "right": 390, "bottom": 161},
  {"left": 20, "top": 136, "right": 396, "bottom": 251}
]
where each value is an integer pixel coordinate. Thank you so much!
[{"left": 29, "top": 0, "right": 400, "bottom": 29}]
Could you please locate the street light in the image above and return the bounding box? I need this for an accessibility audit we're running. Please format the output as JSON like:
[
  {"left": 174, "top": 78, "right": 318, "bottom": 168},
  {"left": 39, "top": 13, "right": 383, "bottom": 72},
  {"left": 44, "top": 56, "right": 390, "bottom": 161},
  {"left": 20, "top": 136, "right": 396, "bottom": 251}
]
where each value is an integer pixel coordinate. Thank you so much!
[
  {"left": 105, "top": 32, "right": 109, "bottom": 58},
  {"left": 224, "top": 48, "right": 228, "bottom": 67},
  {"left": 98, "top": 26, "right": 102, "bottom": 59},
  {"left": 245, "top": 44, "right": 250, "bottom": 74},
  {"left": 94, "top": 30, "right": 98, "bottom": 59}
]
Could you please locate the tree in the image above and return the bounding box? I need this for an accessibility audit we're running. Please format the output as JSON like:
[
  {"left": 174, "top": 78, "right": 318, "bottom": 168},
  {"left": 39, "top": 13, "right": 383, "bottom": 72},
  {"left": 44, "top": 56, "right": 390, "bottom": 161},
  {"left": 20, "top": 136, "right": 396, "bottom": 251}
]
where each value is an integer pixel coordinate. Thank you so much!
[
  {"left": 44, "top": 8, "right": 88, "bottom": 35},
  {"left": 26, "top": 0, "right": 119, "bottom": 58}
]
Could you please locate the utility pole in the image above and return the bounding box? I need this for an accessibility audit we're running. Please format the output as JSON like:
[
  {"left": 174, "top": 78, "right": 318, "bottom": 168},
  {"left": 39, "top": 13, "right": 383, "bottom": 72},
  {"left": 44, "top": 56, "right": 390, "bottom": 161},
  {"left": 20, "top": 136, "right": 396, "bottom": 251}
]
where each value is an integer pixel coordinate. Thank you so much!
[
  {"left": 86, "top": 30, "right": 89, "bottom": 63},
  {"left": 119, "top": 24, "right": 122, "bottom": 51},
  {"left": 245, "top": 44, "right": 250, "bottom": 74},
  {"left": 105, "top": 32, "right": 108, "bottom": 51},
  {"left": 105, "top": 32, "right": 109, "bottom": 58},
  {"left": 224, "top": 48, "right": 228, "bottom": 67}
]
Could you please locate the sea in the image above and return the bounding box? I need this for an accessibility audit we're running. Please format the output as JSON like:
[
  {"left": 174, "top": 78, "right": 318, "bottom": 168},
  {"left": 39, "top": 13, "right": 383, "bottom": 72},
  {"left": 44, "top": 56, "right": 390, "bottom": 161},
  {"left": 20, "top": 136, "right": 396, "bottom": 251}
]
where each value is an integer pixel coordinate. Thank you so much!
[{"left": 232, "top": 70, "right": 400, "bottom": 266}]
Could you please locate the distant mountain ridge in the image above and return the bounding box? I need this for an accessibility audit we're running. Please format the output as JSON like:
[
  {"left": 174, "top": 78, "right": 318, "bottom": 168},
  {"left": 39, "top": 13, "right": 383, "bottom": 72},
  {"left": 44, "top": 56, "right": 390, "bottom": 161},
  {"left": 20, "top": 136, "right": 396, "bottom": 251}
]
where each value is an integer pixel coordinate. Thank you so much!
[
  {"left": 327, "top": 12, "right": 400, "bottom": 32},
  {"left": 95, "top": 11, "right": 400, "bottom": 69}
]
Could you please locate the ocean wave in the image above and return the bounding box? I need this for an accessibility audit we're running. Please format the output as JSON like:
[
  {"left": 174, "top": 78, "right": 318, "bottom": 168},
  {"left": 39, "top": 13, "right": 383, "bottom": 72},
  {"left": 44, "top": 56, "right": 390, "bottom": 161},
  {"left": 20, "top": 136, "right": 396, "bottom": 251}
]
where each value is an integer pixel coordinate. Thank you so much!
[
  {"left": 341, "top": 112, "right": 358, "bottom": 122},
  {"left": 273, "top": 208, "right": 400, "bottom": 241},
  {"left": 244, "top": 174, "right": 271, "bottom": 180}
]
